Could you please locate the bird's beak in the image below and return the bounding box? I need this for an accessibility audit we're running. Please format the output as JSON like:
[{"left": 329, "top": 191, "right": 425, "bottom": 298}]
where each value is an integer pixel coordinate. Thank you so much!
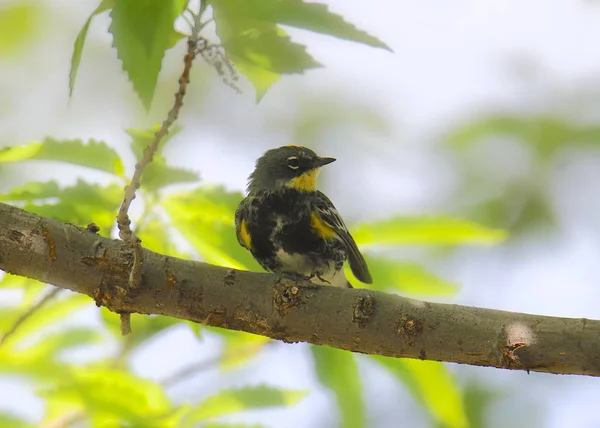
[{"left": 315, "top": 156, "right": 336, "bottom": 167}]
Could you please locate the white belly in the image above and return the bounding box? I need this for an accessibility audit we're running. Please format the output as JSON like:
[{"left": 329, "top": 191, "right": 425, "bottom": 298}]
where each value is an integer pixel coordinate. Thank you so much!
[{"left": 275, "top": 249, "right": 348, "bottom": 288}]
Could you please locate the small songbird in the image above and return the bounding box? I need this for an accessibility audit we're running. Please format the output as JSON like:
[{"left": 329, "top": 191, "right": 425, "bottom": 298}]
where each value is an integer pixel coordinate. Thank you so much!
[{"left": 235, "top": 145, "right": 372, "bottom": 288}]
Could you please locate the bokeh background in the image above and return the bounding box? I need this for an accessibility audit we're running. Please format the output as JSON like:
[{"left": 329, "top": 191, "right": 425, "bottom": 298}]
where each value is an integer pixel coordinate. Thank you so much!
[{"left": 2, "top": 0, "right": 600, "bottom": 427}]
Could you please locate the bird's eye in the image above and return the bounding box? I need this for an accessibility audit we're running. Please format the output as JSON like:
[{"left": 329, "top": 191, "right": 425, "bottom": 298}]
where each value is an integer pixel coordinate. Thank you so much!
[{"left": 287, "top": 156, "right": 299, "bottom": 169}]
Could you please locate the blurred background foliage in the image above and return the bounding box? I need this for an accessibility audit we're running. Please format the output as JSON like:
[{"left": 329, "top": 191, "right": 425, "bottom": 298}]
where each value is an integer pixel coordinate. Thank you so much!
[{"left": 2, "top": 0, "right": 600, "bottom": 427}]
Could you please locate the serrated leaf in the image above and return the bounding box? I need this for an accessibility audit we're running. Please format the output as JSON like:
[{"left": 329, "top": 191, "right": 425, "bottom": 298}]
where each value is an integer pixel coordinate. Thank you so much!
[
  {"left": 14, "top": 179, "right": 122, "bottom": 234},
  {"left": 127, "top": 125, "right": 183, "bottom": 160},
  {"left": 211, "top": 0, "right": 390, "bottom": 51},
  {"left": 352, "top": 216, "right": 506, "bottom": 246},
  {"left": 210, "top": 0, "right": 390, "bottom": 99},
  {"left": 0, "top": 181, "right": 61, "bottom": 201},
  {"left": 373, "top": 356, "right": 468, "bottom": 428},
  {"left": 41, "top": 368, "right": 172, "bottom": 423},
  {"left": 0, "top": 142, "right": 41, "bottom": 162},
  {"left": 125, "top": 126, "right": 199, "bottom": 191},
  {"left": 350, "top": 256, "right": 458, "bottom": 296},
  {"left": 142, "top": 159, "right": 200, "bottom": 192},
  {"left": 312, "top": 346, "right": 363, "bottom": 428},
  {"left": 69, "top": 0, "right": 115, "bottom": 96},
  {"left": 211, "top": 2, "right": 321, "bottom": 100},
  {"left": 164, "top": 186, "right": 261, "bottom": 270},
  {"left": 183, "top": 385, "right": 306, "bottom": 426},
  {"left": 0, "top": 2, "right": 40, "bottom": 56},
  {"left": 0, "top": 138, "right": 124, "bottom": 176},
  {"left": 109, "top": 0, "right": 187, "bottom": 110}
]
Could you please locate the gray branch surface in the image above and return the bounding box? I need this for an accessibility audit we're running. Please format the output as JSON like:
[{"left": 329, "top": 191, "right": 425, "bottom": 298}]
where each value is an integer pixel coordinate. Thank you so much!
[{"left": 1, "top": 202, "right": 599, "bottom": 376}]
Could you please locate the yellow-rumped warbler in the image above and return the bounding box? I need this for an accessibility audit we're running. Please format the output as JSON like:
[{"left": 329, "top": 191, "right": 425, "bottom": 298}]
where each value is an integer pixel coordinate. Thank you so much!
[{"left": 235, "top": 145, "right": 372, "bottom": 288}]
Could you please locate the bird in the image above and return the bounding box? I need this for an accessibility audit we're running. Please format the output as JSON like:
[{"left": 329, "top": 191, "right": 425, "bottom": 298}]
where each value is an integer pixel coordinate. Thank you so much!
[{"left": 234, "top": 145, "right": 372, "bottom": 288}]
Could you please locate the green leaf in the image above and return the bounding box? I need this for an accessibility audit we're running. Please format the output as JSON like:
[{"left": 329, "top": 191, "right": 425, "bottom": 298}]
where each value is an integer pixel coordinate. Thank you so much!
[
  {"left": 0, "top": 142, "right": 41, "bottom": 162},
  {"left": 211, "top": 2, "right": 321, "bottom": 100},
  {"left": 211, "top": 0, "right": 391, "bottom": 50},
  {"left": 0, "top": 2, "right": 40, "bottom": 56},
  {"left": 351, "top": 256, "right": 458, "bottom": 296},
  {"left": 69, "top": 0, "right": 115, "bottom": 96},
  {"left": 374, "top": 356, "right": 468, "bottom": 428},
  {"left": 142, "top": 160, "right": 200, "bottom": 192},
  {"left": 41, "top": 368, "right": 172, "bottom": 423},
  {"left": 137, "top": 218, "right": 186, "bottom": 257},
  {"left": 0, "top": 181, "right": 61, "bottom": 201},
  {"left": 17, "top": 180, "right": 122, "bottom": 234},
  {"left": 164, "top": 186, "right": 261, "bottom": 270},
  {"left": 0, "top": 413, "right": 33, "bottom": 428},
  {"left": 126, "top": 126, "right": 199, "bottom": 192},
  {"left": 201, "top": 326, "right": 270, "bottom": 371},
  {"left": 203, "top": 424, "right": 264, "bottom": 428},
  {"left": 127, "top": 125, "right": 182, "bottom": 160},
  {"left": 312, "top": 346, "right": 363, "bottom": 428},
  {"left": 183, "top": 385, "right": 306, "bottom": 426},
  {"left": 0, "top": 293, "right": 90, "bottom": 347},
  {"left": 463, "top": 382, "right": 503, "bottom": 428},
  {"left": 109, "top": 0, "right": 187, "bottom": 110},
  {"left": 33, "top": 328, "right": 101, "bottom": 355},
  {"left": 448, "top": 114, "right": 600, "bottom": 159},
  {"left": 209, "top": 0, "right": 390, "bottom": 99},
  {"left": 0, "top": 138, "right": 124, "bottom": 176},
  {"left": 352, "top": 216, "right": 506, "bottom": 246}
]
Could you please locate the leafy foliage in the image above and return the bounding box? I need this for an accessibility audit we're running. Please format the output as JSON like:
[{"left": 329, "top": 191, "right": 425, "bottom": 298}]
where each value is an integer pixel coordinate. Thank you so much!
[
  {"left": 0, "top": 2, "right": 40, "bottom": 56},
  {"left": 312, "top": 346, "right": 364, "bottom": 428},
  {"left": 352, "top": 216, "right": 506, "bottom": 246},
  {"left": 0, "top": 1, "right": 510, "bottom": 426},
  {"left": 127, "top": 126, "right": 200, "bottom": 192},
  {"left": 70, "top": 0, "right": 390, "bottom": 105},
  {"left": 183, "top": 385, "right": 306, "bottom": 426},
  {"left": 356, "top": 256, "right": 458, "bottom": 295},
  {"left": 374, "top": 356, "right": 468, "bottom": 428},
  {"left": 109, "top": 0, "right": 187, "bottom": 109},
  {"left": 210, "top": 0, "right": 390, "bottom": 100},
  {"left": 447, "top": 113, "right": 600, "bottom": 233},
  {"left": 0, "top": 138, "right": 123, "bottom": 176},
  {"left": 69, "top": 0, "right": 115, "bottom": 96}
]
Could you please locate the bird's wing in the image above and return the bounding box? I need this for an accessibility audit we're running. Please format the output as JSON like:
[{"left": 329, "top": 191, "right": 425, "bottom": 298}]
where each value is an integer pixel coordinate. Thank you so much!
[
  {"left": 313, "top": 191, "right": 372, "bottom": 284},
  {"left": 235, "top": 198, "right": 252, "bottom": 251}
]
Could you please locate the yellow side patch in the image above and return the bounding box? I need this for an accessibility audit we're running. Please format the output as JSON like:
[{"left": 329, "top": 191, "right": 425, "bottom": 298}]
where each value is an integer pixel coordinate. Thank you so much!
[
  {"left": 311, "top": 212, "right": 337, "bottom": 240},
  {"left": 239, "top": 219, "right": 252, "bottom": 250},
  {"left": 288, "top": 168, "right": 319, "bottom": 192}
]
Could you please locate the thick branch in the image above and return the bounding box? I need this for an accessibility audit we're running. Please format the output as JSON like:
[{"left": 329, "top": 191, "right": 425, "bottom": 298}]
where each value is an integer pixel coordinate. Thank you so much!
[{"left": 1, "top": 201, "right": 599, "bottom": 376}]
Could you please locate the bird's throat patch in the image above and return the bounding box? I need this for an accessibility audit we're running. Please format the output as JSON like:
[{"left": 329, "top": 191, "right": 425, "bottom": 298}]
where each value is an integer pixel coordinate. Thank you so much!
[
  {"left": 288, "top": 168, "right": 319, "bottom": 192},
  {"left": 239, "top": 219, "right": 252, "bottom": 250}
]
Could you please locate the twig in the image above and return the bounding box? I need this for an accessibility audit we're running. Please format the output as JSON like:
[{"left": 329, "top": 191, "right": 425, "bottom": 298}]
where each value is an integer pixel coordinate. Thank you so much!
[
  {"left": 0, "top": 287, "right": 61, "bottom": 347},
  {"left": 41, "top": 410, "right": 86, "bottom": 428},
  {"left": 115, "top": 21, "right": 200, "bottom": 334},
  {"left": 162, "top": 341, "right": 271, "bottom": 387}
]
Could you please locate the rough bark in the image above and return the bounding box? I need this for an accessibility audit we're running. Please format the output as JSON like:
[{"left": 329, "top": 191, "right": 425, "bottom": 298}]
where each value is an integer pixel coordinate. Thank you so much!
[{"left": 0, "top": 202, "right": 598, "bottom": 376}]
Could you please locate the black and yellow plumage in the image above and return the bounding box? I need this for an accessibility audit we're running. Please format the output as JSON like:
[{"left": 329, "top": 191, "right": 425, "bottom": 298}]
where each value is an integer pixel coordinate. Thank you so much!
[{"left": 235, "top": 145, "right": 372, "bottom": 288}]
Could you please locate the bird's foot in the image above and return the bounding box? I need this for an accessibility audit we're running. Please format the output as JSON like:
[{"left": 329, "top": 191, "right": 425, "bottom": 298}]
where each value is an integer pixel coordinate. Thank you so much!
[
  {"left": 307, "top": 270, "right": 331, "bottom": 285},
  {"left": 277, "top": 271, "right": 322, "bottom": 288}
]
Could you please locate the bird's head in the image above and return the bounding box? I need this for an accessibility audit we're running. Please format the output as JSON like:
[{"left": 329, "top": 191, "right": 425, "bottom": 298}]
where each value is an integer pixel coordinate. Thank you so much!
[{"left": 248, "top": 145, "right": 336, "bottom": 193}]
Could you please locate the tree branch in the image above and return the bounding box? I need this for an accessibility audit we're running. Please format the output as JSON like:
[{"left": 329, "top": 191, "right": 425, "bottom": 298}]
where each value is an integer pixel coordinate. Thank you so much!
[{"left": 1, "top": 202, "right": 599, "bottom": 377}]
